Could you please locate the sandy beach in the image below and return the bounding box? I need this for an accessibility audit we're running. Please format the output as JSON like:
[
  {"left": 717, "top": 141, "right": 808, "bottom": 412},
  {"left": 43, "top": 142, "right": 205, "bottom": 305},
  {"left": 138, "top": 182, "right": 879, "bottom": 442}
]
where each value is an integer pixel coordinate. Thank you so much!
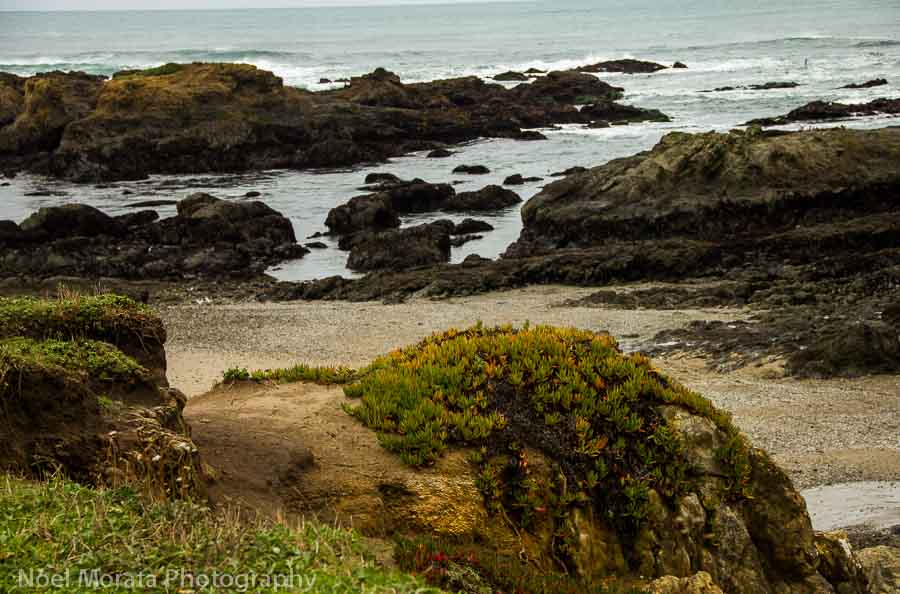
[{"left": 160, "top": 285, "right": 900, "bottom": 492}]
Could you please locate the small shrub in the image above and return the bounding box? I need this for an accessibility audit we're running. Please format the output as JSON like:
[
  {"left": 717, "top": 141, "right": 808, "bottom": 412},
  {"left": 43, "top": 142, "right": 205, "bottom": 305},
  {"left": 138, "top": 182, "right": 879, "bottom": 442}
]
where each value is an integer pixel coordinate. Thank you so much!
[{"left": 222, "top": 363, "right": 357, "bottom": 386}]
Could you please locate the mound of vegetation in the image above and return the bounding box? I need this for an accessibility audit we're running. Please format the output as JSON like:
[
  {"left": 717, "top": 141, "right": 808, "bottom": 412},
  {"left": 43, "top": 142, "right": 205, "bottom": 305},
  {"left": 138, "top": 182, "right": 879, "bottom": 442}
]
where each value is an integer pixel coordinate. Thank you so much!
[
  {"left": 342, "top": 325, "right": 747, "bottom": 542},
  {"left": 221, "top": 325, "right": 871, "bottom": 593},
  {"left": 0, "top": 476, "right": 435, "bottom": 594}
]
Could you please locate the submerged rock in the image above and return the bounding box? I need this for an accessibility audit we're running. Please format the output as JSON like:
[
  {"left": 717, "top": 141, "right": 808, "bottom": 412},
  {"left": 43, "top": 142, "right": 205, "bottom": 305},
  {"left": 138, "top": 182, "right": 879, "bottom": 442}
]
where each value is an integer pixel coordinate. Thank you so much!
[
  {"left": 577, "top": 58, "right": 668, "bottom": 74},
  {"left": 492, "top": 71, "right": 528, "bottom": 82},
  {"left": 841, "top": 78, "right": 888, "bottom": 89},
  {"left": 452, "top": 218, "right": 494, "bottom": 234},
  {"left": 453, "top": 164, "right": 491, "bottom": 175}
]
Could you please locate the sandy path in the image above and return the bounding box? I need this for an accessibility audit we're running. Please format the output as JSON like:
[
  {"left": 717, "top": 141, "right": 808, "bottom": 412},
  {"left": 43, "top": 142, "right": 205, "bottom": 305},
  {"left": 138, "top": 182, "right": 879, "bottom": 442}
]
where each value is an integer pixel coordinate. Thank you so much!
[{"left": 161, "top": 285, "right": 900, "bottom": 490}]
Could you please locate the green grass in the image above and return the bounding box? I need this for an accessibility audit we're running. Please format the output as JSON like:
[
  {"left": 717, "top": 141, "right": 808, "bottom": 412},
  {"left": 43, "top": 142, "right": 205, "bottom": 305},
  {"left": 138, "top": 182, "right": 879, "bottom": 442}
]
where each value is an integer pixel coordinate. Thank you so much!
[
  {"left": 0, "top": 294, "right": 163, "bottom": 346},
  {"left": 0, "top": 337, "right": 147, "bottom": 387},
  {"left": 223, "top": 363, "right": 357, "bottom": 386},
  {"left": 0, "top": 475, "right": 440, "bottom": 594},
  {"left": 113, "top": 63, "right": 185, "bottom": 78}
]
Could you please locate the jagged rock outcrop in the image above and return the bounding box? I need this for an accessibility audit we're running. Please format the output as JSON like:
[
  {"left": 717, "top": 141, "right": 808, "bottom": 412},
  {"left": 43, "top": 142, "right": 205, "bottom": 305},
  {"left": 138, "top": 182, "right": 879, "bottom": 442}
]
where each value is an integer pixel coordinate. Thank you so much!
[
  {"left": 1, "top": 193, "right": 307, "bottom": 279},
  {"left": 506, "top": 127, "right": 900, "bottom": 257},
  {"left": 746, "top": 98, "right": 900, "bottom": 126},
  {"left": 344, "top": 221, "right": 453, "bottom": 271},
  {"left": 0, "top": 63, "right": 654, "bottom": 181}
]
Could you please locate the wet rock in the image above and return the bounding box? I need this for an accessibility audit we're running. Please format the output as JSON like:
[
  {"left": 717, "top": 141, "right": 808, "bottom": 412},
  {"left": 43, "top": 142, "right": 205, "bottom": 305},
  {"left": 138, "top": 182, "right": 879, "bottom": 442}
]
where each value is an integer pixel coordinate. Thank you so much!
[
  {"left": 672, "top": 62, "right": 689, "bottom": 69},
  {"left": 453, "top": 164, "right": 490, "bottom": 175},
  {"left": 703, "top": 82, "right": 799, "bottom": 93},
  {"left": 1, "top": 194, "right": 305, "bottom": 280},
  {"left": 305, "top": 241, "right": 327, "bottom": 249},
  {"left": 577, "top": 59, "right": 668, "bottom": 74},
  {"left": 427, "top": 148, "right": 454, "bottom": 158},
  {"left": 504, "top": 174, "right": 526, "bottom": 185},
  {"left": 525, "top": 68, "right": 546, "bottom": 75},
  {"left": 0, "top": 63, "right": 663, "bottom": 181},
  {"left": 550, "top": 166, "right": 587, "bottom": 177},
  {"left": 126, "top": 199, "right": 178, "bottom": 208},
  {"left": 364, "top": 172, "right": 402, "bottom": 185},
  {"left": 115, "top": 210, "right": 159, "bottom": 228},
  {"left": 318, "top": 78, "right": 332, "bottom": 84},
  {"left": 747, "top": 98, "right": 900, "bottom": 126},
  {"left": 582, "top": 101, "right": 671, "bottom": 123},
  {"left": 588, "top": 120, "right": 611, "bottom": 128},
  {"left": 516, "top": 130, "right": 548, "bottom": 141},
  {"left": 841, "top": 78, "right": 888, "bottom": 89},
  {"left": 452, "top": 218, "right": 494, "bottom": 234},
  {"left": 345, "top": 221, "right": 452, "bottom": 271},
  {"left": 492, "top": 71, "right": 528, "bottom": 82},
  {"left": 325, "top": 193, "right": 399, "bottom": 234},
  {"left": 244, "top": 190, "right": 261, "bottom": 198},
  {"left": 20, "top": 203, "right": 125, "bottom": 239},
  {"left": 0, "top": 219, "right": 21, "bottom": 241},
  {"left": 445, "top": 185, "right": 521, "bottom": 211}
]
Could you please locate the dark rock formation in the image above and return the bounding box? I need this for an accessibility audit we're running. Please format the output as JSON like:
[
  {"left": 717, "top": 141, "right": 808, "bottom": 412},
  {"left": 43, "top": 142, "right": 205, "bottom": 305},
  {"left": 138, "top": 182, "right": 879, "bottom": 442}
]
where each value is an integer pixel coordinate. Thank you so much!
[
  {"left": 504, "top": 174, "right": 526, "bottom": 185},
  {"left": 492, "top": 71, "right": 528, "bottom": 82},
  {"left": 703, "top": 82, "right": 800, "bottom": 92},
  {"left": 550, "top": 166, "right": 587, "bottom": 177},
  {"left": 445, "top": 185, "right": 521, "bottom": 211},
  {"left": 0, "top": 63, "right": 654, "bottom": 181},
  {"left": 324, "top": 193, "right": 399, "bottom": 234},
  {"left": 577, "top": 59, "right": 668, "bottom": 74},
  {"left": 746, "top": 98, "right": 900, "bottom": 126},
  {"left": 365, "top": 172, "right": 402, "bottom": 185},
  {"left": 841, "top": 78, "right": 888, "bottom": 89},
  {"left": 426, "top": 148, "right": 454, "bottom": 158},
  {"left": 581, "top": 101, "right": 671, "bottom": 124},
  {"left": 345, "top": 221, "right": 452, "bottom": 271},
  {"left": 452, "top": 218, "right": 494, "bottom": 234},
  {"left": 1, "top": 194, "right": 306, "bottom": 280},
  {"left": 449, "top": 234, "right": 482, "bottom": 247},
  {"left": 270, "top": 127, "right": 900, "bottom": 380},
  {"left": 672, "top": 62, "right": 688, "bottom": 69},
  {"left": 453, "top": 164, "right": 490, "bottom": 175}
]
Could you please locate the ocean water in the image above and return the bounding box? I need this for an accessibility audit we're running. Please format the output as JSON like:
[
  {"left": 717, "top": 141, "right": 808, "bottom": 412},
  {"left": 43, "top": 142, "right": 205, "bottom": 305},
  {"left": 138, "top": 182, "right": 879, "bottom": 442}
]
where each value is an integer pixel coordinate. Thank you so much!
[{"left": 1, "top": 0, "right": 899, "bottom": 280}]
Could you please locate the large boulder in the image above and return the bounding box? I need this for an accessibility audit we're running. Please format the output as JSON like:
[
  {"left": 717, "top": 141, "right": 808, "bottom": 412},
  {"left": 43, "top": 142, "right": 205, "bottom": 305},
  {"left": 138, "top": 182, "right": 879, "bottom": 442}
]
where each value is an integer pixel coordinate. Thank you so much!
[
  {"left": 507, "top": 127, "right": 900, "bottom": 257},
  {"left": 581, "top": 100, "right": 671, "bottom": 124},
  {"left": 19, "top": 203, "right": 125, "bottom": 239},
  {"left": 345, "top": 221, "right": 452, "bottom": 271},
  {"left": 446, "top": 185, "right": 522, "bottom": 211},
  {"left": 325, "top": 181, "right": 455, "bottom": 235}
]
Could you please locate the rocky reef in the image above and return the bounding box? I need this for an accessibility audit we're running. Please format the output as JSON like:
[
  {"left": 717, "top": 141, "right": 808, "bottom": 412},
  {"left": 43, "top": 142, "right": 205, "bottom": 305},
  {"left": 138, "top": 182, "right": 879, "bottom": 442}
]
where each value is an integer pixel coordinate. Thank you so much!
[
  {"left": 270, "top": 127, "right": 900, "bottom": 378},
  {"left": 0, "top": 193, "right": 306, "bottom": 280},
  {"left": 219, "top": 324, "right": 876, "bottom": 593},
  {"left": 0, "top": 63, "right": 656, "bottom": 181},
  {"left": 0, "top": 293, "right": 204, "bottom": 499},
  {"left": 746, "top": 98, "right": 900, "bottom": 126}
]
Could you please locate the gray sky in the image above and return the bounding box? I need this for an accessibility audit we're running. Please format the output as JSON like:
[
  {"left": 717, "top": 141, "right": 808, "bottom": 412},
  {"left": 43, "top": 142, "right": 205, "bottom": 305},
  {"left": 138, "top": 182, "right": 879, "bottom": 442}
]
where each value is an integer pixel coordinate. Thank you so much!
[{"left": 0, "top": 0, "right": 489, "bottom": 10}]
